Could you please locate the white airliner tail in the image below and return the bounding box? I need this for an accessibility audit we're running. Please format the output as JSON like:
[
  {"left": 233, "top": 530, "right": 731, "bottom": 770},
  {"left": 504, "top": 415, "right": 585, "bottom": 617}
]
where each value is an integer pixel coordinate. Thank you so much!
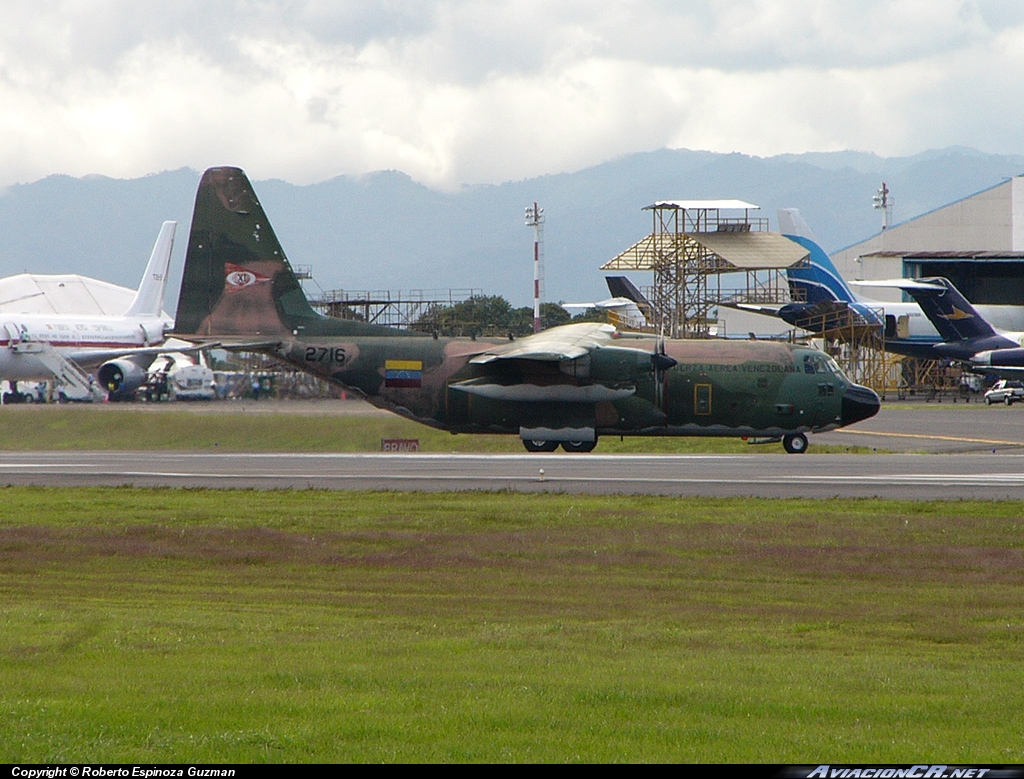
[
  {"left": 776, "top": 208, "right": 820, "bottom": 243},
  {"left": 124, "top": 221, "right": 176, "bottom": 319}
]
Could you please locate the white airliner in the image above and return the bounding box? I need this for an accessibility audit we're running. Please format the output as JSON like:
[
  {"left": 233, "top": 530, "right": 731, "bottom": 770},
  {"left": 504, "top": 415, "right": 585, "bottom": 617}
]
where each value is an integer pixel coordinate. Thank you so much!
[
  {"left": 561, "top": 276, "right": 655, "bottom": 331},
  {"left": 561, "top": 297, "right": 650, "bottom": 330},
  {"left": 0, "top": 221, "right": 180, "bottom": 400}
]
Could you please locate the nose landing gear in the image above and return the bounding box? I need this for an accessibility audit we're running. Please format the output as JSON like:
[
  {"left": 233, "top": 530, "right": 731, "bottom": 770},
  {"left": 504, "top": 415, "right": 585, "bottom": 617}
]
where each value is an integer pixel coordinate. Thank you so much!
[{"left": 782, "top": 433, "right": 808, "bottom": 454}]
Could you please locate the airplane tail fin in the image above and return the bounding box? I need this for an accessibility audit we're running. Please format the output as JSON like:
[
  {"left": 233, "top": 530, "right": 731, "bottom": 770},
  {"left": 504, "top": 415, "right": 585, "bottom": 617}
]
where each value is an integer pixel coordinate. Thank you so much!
[
  {"left": 605, "top": 275, "right": 654, "bottom": 325},
  {"left": 124, "top": 221, "right": 175, "bottom": 318},
  {"left": 778, "top": 208, "right": 859, "bottom": 306},
  {"left": 893, "top": 277, "right": 1000, "bottom": 342},
  {"left": 174, "top": 167, "right": 403, "bottom": 339},
  {"left": 605, "top": 276, "right": 650, "bottom": 307}
]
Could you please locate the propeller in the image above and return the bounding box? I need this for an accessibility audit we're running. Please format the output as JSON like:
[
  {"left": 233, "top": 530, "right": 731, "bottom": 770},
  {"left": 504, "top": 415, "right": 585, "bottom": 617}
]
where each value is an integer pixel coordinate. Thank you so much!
[{"left": 650, "top": 331, "right": 677, "bottom": 379}]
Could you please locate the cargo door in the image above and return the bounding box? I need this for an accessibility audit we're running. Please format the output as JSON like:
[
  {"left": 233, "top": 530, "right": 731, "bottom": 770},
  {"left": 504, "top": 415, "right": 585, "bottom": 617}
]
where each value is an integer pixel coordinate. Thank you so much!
[{"left": 4, "top": 322, "right": 21, "bottom": 346}]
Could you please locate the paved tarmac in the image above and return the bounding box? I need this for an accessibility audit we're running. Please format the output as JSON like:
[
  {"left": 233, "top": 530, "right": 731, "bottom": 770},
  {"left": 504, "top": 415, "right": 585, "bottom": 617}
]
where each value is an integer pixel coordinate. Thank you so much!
[
  {"left": 1, "top": 448, "right": 1023, "bottom": 499},
  {"left": 814, "top": 397, "right": 1024, "bottom": 453},
  {"left": 4, "top": 398, "right": 1024, "bottom": 498}
]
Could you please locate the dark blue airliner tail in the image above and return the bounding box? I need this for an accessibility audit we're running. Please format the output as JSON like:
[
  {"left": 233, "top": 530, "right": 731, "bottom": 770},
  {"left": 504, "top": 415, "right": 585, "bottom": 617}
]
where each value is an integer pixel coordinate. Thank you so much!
[{"left": 896, "top": 278, "right": 998, "bottom": 342}]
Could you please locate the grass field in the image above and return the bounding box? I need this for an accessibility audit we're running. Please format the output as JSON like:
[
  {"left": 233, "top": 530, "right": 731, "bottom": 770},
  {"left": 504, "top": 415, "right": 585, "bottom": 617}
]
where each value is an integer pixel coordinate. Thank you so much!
[
  {"left": 0, "top": 404, "right": 874, "bottom": 454},
  {"left": 2, "top": 488, "right": 1022, "bottom": 762}
]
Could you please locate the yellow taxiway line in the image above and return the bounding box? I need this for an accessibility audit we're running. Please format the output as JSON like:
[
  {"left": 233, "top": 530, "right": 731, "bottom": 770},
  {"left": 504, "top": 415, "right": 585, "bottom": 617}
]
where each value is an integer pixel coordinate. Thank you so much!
[{"left": 835, "top": 429, "right": 1024, "bottom": 447}]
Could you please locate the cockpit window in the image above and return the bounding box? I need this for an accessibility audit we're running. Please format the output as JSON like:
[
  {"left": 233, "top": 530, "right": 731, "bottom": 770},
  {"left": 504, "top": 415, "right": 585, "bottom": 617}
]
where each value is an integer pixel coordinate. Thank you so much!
[{"left": 803, "top": 354, "right": 843, "bottom": 376}]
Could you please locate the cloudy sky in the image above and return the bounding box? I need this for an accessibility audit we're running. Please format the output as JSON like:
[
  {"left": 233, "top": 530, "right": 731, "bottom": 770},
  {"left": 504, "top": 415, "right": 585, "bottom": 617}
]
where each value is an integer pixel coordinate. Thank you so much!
[{"left": 3, "top": 0, "right": 1024, "bottom": 190}]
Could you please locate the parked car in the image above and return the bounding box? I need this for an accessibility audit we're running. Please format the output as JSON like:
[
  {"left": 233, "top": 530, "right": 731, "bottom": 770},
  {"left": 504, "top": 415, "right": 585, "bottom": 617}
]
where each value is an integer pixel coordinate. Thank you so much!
[{"left": 984, "top": 379, "right": 1024, "bottom": 405}]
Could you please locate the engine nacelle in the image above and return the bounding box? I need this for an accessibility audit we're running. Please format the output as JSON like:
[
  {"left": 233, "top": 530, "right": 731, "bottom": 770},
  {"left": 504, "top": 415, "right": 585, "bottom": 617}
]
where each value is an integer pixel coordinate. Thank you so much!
[{"left": 97, "top": 359, "right": 148, "bottom": 401}]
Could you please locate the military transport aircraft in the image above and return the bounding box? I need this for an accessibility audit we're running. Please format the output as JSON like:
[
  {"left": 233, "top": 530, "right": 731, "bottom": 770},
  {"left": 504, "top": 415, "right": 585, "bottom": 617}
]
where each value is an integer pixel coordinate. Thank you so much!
[{"left": 173, "top": 167, "right": 880, "bottom": 453}]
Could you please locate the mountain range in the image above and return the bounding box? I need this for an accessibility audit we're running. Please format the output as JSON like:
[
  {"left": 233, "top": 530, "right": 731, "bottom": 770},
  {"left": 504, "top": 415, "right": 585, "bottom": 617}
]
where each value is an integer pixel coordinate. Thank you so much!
[{"left": 1, "top": 146, "right": 1022, "bottom": 310}]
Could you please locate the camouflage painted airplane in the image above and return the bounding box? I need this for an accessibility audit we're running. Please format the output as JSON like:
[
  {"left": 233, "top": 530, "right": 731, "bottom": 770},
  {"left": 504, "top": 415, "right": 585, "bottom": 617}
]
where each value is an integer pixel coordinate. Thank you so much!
[{"left": 173, "top": 167, "right": 880, "bottom": 454}]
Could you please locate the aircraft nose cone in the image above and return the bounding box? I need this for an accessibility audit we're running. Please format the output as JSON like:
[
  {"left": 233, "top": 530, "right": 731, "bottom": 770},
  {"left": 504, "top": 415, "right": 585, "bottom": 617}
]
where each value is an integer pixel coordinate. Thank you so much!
[{"left": 841, "top": 384, "right": 880, "bottom": 426}]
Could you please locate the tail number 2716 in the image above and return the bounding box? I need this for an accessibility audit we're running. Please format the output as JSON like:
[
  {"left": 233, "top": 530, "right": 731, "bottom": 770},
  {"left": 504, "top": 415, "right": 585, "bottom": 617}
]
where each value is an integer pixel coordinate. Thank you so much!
[{"left": 304, "top": 346, "right": 348, "bottom": 365}]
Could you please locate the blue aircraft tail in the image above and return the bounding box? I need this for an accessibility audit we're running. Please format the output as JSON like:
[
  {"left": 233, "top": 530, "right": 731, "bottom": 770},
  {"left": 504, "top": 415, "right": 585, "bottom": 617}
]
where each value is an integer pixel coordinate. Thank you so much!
[
  {"left": 895, "top": 278, "right": 999, "bottom": 342},
  {"left": 777, "top": 208, "right": 858, "bottom": 306}
]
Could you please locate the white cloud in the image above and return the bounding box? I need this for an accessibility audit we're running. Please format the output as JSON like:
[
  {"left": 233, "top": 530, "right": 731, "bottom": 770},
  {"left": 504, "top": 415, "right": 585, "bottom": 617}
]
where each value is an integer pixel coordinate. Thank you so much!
[{"left": 1, "top": 1, "right": 1023, "bottom": 189}]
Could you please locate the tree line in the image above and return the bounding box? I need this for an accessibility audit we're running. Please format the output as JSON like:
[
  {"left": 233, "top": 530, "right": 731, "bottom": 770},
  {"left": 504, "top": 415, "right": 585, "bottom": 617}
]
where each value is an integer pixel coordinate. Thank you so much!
[{"left": 412, "top": 295, "right": 604, "bottom": 337}]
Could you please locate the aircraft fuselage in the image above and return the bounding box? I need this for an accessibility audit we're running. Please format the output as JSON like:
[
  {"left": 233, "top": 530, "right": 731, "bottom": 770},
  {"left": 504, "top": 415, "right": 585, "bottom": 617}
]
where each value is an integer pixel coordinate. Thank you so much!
[
  {"left": 272, "top": 334, "right": 872, "bottom": 440},
  {"left": 0, "top": 314, "right": 167, "bottom": 380}
]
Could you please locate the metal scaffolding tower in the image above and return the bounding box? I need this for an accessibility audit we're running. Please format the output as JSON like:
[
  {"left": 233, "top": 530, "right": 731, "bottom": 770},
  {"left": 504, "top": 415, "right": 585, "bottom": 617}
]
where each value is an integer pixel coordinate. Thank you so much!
[
  {"left": 311, "top": 288, "right": 482, "bottom": 328},
  {"left": 783, "top": 305, "right": 899, "bottom": 396},
  {"left": 601, "top": 200, "right": 808, "bottom": 338}
]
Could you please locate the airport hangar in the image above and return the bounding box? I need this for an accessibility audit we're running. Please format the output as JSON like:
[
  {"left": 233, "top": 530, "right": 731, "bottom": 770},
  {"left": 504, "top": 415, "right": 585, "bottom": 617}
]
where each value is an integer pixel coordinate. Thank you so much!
[{"left": 832, "top": 174, "right": 1024, "bottom": 306}]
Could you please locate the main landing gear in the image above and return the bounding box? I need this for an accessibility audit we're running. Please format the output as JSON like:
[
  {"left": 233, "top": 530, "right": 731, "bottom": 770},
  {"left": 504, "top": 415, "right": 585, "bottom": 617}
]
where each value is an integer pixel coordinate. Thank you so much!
[
  {"left": 782, "top": 433, "right": 808, "bottom": 454},
  {"left": 560, "top": 440, "right": 597, "bottom": 453},
  {"left": 521, "top": 439, "right": 598, "bottom": 453},
  {"left": 522, "top": 440, "right": 559, "bottom": 452}
]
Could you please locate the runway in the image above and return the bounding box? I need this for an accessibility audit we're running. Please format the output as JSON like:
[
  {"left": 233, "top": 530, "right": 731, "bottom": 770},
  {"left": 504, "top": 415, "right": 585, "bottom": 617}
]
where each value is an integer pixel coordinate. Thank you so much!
[
  {"left": 2, "top": 450, "right": 1023, "bottom": 499},
  {"left": 3, "top": 399, "right": 1024, "bottom": 498}
]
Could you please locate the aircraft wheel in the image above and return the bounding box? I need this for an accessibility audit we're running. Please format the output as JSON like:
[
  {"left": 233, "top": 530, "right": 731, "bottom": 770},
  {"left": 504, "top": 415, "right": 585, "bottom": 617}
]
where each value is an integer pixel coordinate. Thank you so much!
[
  {"left": 782, "top": 433, "right": 808, "bottom": 454},
  {"left": 561, "top": 440, "right": 597, "bottom": 453},
  {"left": 522, "top": 440, "right": 559, "bottom": 453}
]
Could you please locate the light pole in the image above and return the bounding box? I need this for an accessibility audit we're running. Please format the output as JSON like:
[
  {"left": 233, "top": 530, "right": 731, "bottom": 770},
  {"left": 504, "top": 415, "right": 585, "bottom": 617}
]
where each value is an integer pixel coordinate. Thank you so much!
[{"left": 524, "top": 202, "right": 545, "bottom": 333}]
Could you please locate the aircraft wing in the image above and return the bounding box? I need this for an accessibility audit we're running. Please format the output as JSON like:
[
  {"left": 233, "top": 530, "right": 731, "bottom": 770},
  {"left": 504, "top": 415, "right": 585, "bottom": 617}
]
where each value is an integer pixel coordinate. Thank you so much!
[
  {"left": 717, "top": 300, "right": 785, "bottom": 317},
  {"left": 63, "top": 341, "right": 220, "bottom": 367},
  {"left": 971, "top": 364, "right": 1024, "bottom": 376},
  {"left": 454, "top": 322, "right": 643, "bottom": 407},
  {"left": 469, "top": 322, "right": 618, "bottom": 364},
  {"left": 203, "top": 340, "right": 285, "bottom": 353},
  {"left": 849, "top": 279, "right": 946, "bottom": 290}
]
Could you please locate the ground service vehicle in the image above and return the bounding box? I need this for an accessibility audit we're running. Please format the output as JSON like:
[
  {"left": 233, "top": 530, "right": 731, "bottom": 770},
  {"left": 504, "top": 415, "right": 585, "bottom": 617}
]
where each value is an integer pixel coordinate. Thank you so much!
[{"left": 985, "top": 379, "right": 1024, "bottom": 406}]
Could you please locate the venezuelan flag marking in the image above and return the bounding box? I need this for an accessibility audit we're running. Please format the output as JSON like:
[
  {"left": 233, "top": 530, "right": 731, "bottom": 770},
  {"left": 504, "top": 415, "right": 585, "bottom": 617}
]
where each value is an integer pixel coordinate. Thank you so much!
[{"left": 385, "top": 359, "right": 423, "bottom": 388}]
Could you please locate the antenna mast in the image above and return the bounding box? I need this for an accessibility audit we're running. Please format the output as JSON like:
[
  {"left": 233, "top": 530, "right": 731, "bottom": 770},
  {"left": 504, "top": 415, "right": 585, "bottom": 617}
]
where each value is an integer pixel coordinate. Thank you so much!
[{"left": 873, "top": 182, "right": 893, "bottom": 230}]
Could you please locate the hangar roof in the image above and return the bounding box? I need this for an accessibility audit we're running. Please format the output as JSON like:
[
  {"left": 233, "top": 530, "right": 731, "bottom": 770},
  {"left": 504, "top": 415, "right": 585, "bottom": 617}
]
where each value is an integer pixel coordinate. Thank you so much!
[
  {"left": 860, "top": 250, "right": 1024, "bottom": 260},
  {"left": 0, "top": 273, "right": 137, "bottom": 316}
]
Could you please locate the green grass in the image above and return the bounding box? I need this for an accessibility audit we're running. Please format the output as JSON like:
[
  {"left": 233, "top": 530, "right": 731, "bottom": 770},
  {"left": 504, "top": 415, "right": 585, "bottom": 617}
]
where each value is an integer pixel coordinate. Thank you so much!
[
  {"left": 2, "top": 489, "right": 1022, "bottom": 762},
  {"left": 0, "top": 406, "right": 874, "bottom": 454}
]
